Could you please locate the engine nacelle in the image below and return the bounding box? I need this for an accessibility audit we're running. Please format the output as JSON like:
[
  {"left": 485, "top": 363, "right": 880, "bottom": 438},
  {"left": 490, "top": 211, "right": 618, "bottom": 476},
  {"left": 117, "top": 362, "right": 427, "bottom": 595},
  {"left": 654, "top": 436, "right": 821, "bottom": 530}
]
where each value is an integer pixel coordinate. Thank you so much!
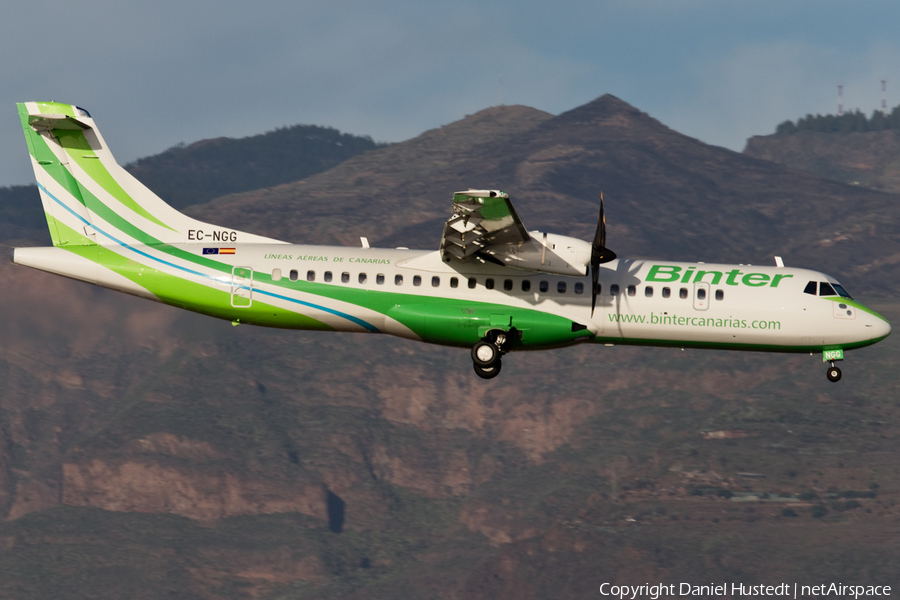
[{"left": 489, "top": 231, "right": 591, "bottom": 276}]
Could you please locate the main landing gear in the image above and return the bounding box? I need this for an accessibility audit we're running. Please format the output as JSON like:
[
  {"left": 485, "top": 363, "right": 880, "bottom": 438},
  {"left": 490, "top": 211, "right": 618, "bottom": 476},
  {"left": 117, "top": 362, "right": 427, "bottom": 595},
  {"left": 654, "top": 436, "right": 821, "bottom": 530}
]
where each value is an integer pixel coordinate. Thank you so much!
[
  {"left": 826, "top": 362, "right": 842, "bottom": 382},
  {"left": 471, "top": 330, "right": 510, "bottom": 379}
]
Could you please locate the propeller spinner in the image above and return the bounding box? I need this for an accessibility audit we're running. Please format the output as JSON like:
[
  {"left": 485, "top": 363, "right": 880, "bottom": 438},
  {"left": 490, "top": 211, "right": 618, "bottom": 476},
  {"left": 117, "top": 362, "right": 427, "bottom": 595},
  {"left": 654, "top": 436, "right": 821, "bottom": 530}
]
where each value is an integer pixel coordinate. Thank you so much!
[{"left": 590, "top": 193, "right": 617, "bottom": 316}]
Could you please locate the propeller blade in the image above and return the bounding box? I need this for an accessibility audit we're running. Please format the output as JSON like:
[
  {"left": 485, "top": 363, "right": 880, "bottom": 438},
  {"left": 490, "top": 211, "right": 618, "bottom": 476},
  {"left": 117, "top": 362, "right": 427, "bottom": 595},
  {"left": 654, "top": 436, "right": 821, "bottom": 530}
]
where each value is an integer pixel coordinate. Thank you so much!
[{"left": 590, "top": 192, "right": 616, "bottom": 317}]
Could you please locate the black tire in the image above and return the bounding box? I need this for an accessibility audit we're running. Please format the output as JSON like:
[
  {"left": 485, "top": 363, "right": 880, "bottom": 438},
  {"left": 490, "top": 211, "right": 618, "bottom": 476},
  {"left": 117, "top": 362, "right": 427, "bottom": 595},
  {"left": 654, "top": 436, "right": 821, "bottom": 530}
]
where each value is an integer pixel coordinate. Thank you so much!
[
  {"left": 827, "top": 366, "right": 842, "bottom": 382},
  {"left": 474, "top": 360, "right": 502, "bottom": 379},
  {"left": 471, "top": 340, "right": 500, "bottom": 368}
]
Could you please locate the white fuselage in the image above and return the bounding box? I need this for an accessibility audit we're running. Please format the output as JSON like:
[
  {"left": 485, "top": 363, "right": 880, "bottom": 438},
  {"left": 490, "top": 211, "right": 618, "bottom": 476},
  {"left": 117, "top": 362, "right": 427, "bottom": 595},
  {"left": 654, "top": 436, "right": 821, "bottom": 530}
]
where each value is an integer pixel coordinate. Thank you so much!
[{"left": 16, "top": 242, "right": 887, "bottom": 353}]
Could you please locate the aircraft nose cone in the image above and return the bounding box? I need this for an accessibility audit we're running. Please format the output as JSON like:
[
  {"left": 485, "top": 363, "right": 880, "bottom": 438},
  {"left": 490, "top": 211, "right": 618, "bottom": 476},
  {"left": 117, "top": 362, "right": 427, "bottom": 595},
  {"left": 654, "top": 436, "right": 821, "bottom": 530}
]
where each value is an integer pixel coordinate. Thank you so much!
[
  {"left": 874, "top": 316, "right": 892, "bottom": 340},
  {"left": 863, "top": 309, "right": 892, "bottom": 342}
]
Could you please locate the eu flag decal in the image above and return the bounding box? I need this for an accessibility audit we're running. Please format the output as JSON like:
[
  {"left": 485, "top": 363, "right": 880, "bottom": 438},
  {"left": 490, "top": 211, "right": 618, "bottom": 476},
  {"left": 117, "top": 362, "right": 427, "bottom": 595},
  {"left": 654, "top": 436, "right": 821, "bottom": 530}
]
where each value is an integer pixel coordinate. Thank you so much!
[{"left": 202, "top": 248, "right": 219, "bottom": 255}]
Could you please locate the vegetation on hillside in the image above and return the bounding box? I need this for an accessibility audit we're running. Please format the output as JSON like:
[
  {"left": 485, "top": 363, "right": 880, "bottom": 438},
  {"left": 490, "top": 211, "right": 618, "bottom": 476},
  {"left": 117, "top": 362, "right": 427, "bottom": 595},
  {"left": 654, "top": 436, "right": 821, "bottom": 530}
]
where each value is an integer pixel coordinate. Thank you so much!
[
  {"left": 775, "top": 104, "right": 900, "bottom": 135},
  {"left": 126, "top": 124, "right": 385, "bottom": 209}
]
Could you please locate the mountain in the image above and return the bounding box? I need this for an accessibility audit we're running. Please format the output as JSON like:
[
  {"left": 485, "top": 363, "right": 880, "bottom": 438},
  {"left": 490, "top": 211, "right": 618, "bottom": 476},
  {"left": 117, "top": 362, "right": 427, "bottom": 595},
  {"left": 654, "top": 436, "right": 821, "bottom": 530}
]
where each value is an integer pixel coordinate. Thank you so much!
[
  {"left": 126, "top": 124, "right": 385, "bottom": 210},
  {"left": 0, "top": 122, "right": 383, "bottom": 244},
  {"left": 2, "top": 96, "right": 900, "bottom": 599},
  {"left": 189, "top": 95, "right": 900, "bottom": 297},
  {"left": 745, "top": 129, "right": 900, "bottom": 194}
]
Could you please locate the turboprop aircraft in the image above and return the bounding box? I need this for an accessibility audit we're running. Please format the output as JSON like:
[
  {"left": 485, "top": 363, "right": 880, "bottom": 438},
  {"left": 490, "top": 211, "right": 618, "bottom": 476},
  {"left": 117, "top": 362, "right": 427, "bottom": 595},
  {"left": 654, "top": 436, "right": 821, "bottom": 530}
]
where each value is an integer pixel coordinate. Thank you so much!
[{"left": 11, "top": 102, "right": 891, "bottom": 381}]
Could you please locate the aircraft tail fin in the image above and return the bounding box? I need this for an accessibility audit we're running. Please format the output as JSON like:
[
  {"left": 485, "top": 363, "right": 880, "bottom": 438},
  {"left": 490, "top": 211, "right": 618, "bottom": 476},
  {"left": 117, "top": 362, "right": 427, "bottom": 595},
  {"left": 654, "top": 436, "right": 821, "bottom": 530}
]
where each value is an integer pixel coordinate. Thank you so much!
[{"left": 16, "top": 101, "right": 283, "bottom": 248}]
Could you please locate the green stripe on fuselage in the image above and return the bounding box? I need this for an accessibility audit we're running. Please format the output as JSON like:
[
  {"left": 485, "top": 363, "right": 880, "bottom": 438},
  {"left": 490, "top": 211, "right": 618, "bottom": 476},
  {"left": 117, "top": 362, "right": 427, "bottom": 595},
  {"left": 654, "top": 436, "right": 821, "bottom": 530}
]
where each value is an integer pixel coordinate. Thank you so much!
[
  {"left": 589, "top": 334, "right": 888, "bottom": 354},
  {"left": 52, "top": 218, "right": 332, "bottom": 331},
  {"left": 823, "top": 297, "right": 888, "bottom": 322},
  {"left": 277, "top": 279, "right": 590, "bottom": 349}
]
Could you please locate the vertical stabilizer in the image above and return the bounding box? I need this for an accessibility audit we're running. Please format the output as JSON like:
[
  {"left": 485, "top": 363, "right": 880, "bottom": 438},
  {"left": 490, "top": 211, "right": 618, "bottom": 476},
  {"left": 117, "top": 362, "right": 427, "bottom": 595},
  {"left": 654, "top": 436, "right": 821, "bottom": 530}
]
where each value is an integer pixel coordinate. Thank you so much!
[{"left": 16, "top": 101, "right": 285, "bottom": 248}]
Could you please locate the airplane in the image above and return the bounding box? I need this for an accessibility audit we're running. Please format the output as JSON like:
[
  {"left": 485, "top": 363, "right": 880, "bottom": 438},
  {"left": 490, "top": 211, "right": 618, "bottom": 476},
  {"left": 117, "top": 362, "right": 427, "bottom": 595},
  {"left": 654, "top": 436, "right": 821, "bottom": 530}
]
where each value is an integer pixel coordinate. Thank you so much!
[{"left": 10, "top": 102, "right": 891, "bottom": 381}]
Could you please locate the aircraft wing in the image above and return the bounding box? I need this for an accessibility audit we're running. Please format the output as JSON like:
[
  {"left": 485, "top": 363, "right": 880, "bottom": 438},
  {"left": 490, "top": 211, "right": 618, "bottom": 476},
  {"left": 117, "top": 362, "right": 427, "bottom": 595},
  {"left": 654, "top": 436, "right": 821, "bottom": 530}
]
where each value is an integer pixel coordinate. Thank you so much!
[{"left": 439, "top": 190, "right": 530, "bottom": 263}]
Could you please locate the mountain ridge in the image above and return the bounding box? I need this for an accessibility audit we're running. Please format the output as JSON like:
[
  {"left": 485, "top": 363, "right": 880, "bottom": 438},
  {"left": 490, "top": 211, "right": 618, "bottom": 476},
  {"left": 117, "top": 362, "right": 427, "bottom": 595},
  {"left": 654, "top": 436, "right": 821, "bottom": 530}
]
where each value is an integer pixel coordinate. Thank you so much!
[
  {"left": 744, "top": 129, "right": 900, "bottom": 194},
  {"left": 187, "top": 94, "right": 900, "bottom": 296}
]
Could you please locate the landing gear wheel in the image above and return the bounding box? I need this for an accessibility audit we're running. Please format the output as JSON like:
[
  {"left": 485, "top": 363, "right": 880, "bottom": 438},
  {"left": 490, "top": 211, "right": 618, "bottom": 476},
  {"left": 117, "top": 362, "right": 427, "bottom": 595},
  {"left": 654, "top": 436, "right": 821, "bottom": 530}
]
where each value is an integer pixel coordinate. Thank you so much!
[
  {"left": 827, "top": 366, "right": 842, "bottom": 382},
  {"left": 474, "top": 360, "right": 502, "bottom": 379},
  {"left": 472, "top": 340, "right": 500, "bottom": 368}
]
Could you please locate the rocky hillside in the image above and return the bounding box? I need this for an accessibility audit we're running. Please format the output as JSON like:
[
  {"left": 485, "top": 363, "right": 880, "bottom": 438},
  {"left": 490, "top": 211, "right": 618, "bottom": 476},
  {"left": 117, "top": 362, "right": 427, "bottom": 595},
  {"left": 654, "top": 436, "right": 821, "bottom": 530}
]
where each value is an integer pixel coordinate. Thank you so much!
[
  {"left": 745, "top": 129, "right": 900, "bottom": 194},
  {"left": 2, "top": 97, "right": 899, "bottom": 599}
]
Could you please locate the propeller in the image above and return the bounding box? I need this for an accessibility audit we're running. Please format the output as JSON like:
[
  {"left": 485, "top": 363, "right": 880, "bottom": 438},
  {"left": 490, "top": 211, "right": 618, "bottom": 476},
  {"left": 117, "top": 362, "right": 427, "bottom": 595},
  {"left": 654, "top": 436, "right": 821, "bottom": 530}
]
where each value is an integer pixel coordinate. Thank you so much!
[{"left": 590, "top": 192, "right": 617, "bottom": 317}]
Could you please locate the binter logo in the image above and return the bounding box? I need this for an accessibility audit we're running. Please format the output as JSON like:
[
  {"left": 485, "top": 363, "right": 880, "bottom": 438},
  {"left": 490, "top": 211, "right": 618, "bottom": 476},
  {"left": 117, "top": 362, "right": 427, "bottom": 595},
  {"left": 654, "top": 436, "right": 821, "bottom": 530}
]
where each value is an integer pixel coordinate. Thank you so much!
[{"left": 646, "top": 265, "right": 793, "bottom": 288}]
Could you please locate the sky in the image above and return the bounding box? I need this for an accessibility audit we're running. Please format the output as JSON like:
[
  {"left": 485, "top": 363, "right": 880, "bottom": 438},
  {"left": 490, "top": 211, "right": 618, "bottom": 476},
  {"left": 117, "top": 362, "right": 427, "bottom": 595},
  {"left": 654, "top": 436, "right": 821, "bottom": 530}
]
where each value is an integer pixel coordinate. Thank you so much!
[{"left": 2, "top": 0, "right": 899, "bottom": 187}]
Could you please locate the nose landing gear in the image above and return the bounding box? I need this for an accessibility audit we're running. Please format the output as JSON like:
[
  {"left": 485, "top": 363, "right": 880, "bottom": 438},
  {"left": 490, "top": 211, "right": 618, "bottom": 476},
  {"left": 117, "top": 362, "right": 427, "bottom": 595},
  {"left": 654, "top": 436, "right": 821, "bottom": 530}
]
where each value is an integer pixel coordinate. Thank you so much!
[{"left": 826, "top": 361, "right": 842, "bottom": 382}]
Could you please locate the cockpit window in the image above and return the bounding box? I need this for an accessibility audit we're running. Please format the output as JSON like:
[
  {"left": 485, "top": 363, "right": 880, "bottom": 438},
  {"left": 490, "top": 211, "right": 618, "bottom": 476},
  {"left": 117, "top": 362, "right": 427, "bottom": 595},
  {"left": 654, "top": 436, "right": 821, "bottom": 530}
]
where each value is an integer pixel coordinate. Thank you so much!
[
  {"left": 803, "top": 281, "right": 817, "bottom": 295},
  {"left": 832, "top": 284, "right": 853, "bottom": 299},
  {"left": 819, "top": 282, "right": 837, "bottom": 296}
]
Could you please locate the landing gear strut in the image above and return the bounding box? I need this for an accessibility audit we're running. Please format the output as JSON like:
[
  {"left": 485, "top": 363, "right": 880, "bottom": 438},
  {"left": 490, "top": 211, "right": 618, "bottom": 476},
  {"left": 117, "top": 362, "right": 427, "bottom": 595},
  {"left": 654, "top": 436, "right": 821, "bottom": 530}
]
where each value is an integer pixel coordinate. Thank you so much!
[
  {"left": 471, "top": 330, "right": 510, "bottom": 379},
  {"left": 826, "top": 361, "right": 842, "bottom": 382}
]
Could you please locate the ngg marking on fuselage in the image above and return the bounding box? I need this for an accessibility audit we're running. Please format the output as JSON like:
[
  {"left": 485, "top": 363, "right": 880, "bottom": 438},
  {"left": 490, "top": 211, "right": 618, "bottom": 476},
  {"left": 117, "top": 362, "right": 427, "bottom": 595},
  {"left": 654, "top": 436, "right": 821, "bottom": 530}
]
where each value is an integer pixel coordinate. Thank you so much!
[{"left": 11, "top": 102, "right": 891, "bottom": 380}]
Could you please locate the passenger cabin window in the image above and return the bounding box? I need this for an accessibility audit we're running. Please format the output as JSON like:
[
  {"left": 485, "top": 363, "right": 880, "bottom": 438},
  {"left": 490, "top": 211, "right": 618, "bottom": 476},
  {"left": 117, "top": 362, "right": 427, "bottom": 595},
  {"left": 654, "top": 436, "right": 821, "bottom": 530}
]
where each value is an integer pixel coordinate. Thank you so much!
[
  {"left": 522, "top": 280, "right": 531, "bottom": 292},
  {"left": 450, "top": 277, "right": 459, "bottom": 288},
  {"left": 539, "top": 281, "right": 549, "bottom": 293},
  {"left": 468, "top": 278, "right": 476, "bottom": 289},
  {"left": 376, "top": 274, "right": 385, "bottom": 285},
  {"left": 610, "top": 284, "right": 619, "bottom": 296},
  {"left": 819, "top": 282, "right": 837, "bottom": 296},
  {"left": 645, "top": 286, "right": 653, "bottom": 297},
  {"left": 662, "top": 287, "right": 670, "bottom": 298},
  {"left": 486, "top": 278, "right": 495, "bottom": 290},
  {"left": 574, "top": 282, "right": 584, "bottom": 294},
  {"left": 679, "top": 288, "right": 688, "bottom": 299},
  {"left": 715, "top": 289, "right": 724, "bottom": 301},
  {"left": 341, "top": 272, "right": 350, "bottom": 283},
  {"left": 432, "top": 276, "right": 440, "bottom": 287},
  {"left": 324, "top": 271, "right": 332, "bottom": 283},
  {"left": 289, "top": 269, "right": 299, "bottom": 282},
  {"left": 627, "top": 285, "right": 636, "bottom": 296},
  {"left": 557, "top": 281, "right": 566, "bottom": 293},
  {"left": 697, "top": 288, "right": 707, "bottom": 300},
  {"left": 307, "top": 270, "right": 315, "bottom": 282},
  {"left": 803, "top": 281, "right": 817, "bottom": 295},
  {"left": 395, "top": 274, "right": 403, "bottom": 285},
  {"left": 504, "top": 279, "right": 513, "bottom": 291},
  {"left": 272, "top": 268, "right": 282, "bottom": 281},
  {"left": 358, "top": 273, "right": 367, "bottom": 284},
  {"left": 413, "top": 275, "right": 422, "bottom": 286}
]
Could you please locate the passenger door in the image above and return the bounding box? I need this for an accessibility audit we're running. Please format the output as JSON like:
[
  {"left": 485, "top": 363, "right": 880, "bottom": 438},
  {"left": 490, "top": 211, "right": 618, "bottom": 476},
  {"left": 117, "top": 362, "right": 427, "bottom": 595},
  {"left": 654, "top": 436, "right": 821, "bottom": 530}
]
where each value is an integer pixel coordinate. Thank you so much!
[{"left": 231, "top": 266, "right": 253, "bottom": 308}]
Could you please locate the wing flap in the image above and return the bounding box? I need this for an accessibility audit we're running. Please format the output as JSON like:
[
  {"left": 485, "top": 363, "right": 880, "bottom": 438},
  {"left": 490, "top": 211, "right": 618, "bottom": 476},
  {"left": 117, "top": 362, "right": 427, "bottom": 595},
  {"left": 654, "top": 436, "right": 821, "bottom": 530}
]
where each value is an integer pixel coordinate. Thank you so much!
[
  {"left": 438, "top": 189, "right": 592, "bottom": 276},
  {"left": 440, "top": 190, "right": 530, "bottom": 264}
]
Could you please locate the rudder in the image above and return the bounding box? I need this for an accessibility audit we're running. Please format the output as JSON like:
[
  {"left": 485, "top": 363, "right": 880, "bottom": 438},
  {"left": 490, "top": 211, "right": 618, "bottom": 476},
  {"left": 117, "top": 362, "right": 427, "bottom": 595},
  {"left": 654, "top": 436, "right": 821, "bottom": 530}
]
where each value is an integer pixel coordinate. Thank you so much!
[{"left": 17, "top": 101, "right": 283, "bottom": 249}]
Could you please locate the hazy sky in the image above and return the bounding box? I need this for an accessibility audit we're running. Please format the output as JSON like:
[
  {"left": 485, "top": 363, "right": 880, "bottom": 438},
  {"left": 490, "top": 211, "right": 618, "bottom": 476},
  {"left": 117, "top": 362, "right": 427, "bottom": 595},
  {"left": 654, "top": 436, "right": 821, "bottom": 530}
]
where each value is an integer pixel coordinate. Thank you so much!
[{"left": 2, "top": 0, "right": 898, "bottom": 187}]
